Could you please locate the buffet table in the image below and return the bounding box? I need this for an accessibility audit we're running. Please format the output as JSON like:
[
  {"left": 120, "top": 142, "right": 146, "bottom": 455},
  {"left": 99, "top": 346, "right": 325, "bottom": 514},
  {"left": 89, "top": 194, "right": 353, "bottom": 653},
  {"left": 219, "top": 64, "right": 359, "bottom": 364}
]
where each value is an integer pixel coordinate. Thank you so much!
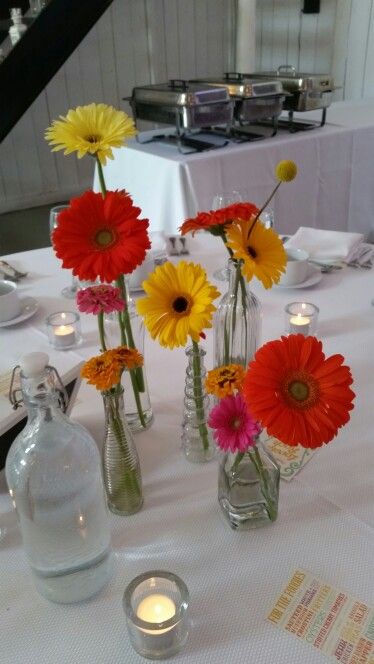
[
  {"left": 94, "top": 100, "right": 374, "bottom": 240},
  {"left": 1, "top": 243, "right": 374, "bottom": 663}
]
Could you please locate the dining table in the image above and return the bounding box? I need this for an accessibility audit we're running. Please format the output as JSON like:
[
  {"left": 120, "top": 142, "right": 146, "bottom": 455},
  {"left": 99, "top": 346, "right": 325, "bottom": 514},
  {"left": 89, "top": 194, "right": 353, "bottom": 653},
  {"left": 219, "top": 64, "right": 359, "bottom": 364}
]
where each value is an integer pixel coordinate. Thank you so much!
[
  {"left": 1, "top": 238, "right": 373, "bottom": 663},
  {"left": 93, "top": 99, "right": 374, "bottom": 241}
]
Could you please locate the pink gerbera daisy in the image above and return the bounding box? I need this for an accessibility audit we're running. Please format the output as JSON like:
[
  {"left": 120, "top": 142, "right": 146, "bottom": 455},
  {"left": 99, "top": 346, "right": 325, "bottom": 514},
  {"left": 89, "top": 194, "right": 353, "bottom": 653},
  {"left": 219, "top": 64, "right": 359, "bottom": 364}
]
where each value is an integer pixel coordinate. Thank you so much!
[
  {"left": 77, "top": 284, "right": 125, "bottom": 315},
  {"left": 208, "top": 393, "right": 261, "bottom": 453}
]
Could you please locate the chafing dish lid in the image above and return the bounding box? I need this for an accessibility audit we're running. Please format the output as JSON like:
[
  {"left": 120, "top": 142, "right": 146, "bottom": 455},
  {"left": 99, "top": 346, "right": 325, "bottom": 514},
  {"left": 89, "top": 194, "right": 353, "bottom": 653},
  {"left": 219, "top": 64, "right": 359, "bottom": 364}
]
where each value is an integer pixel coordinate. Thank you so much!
[
  {"left": 131, "top": 80, "right": 230, "bottom": 107},
  {"left": 190, "top": 73, "right": 284, "bottom": 98},
  {"left": 247, "top": 66, "right": 334, "bottom": 90}
]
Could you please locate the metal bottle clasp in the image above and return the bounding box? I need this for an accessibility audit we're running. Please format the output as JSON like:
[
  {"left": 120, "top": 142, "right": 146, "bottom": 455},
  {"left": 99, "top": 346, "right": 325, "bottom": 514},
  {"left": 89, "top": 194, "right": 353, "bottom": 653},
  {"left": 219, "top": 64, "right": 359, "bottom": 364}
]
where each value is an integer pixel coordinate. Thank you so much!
[{"left": 9, "top": 365, "right": 69, "bottom": 413}]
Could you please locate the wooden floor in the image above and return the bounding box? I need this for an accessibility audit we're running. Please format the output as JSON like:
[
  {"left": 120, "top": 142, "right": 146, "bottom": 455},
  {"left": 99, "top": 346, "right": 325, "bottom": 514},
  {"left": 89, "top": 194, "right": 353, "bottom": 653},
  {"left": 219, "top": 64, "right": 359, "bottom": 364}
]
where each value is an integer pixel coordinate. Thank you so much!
[{"left": 0, "top": 202, "right": 66, "bottom": 255}]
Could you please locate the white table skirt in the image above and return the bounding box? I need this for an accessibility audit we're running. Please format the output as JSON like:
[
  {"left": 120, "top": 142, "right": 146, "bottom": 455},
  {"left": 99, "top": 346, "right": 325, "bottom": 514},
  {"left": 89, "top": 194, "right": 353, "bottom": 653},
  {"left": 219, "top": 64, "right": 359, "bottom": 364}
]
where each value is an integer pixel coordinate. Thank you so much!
[
  {"left": 1, "top": 245, "right": 374, "bottom": 663},
  {"left": 94, "top": 100, "right": 374, "bottom": 241}
]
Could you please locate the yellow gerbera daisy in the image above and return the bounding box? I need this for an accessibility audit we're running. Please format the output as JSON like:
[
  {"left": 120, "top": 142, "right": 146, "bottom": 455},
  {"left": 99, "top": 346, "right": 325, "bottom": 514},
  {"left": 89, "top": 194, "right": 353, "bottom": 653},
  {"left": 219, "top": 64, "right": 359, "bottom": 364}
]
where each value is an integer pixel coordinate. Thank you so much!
[
  {"left": 226, "top": 219, "right": 286, "bottom": 289},
  {"left": 205, "top": 364, "right": 246, "bottom": 398},
  {"left": 45, "top": 103, "right": 137, "bottom": 165},
  {"left": 136, "top": 261, "right": 220, "bottom": 349}
]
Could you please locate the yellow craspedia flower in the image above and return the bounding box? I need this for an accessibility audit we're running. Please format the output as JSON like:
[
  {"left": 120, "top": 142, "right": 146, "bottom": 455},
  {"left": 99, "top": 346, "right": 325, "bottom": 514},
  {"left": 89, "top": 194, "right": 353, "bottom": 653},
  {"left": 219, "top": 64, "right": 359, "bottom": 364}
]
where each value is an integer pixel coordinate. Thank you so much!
[
  {"left": 205, "top": 364, "right": 246, "bottom": 398},
  {"left": 45, "top": 103, "right": 137, "bottom": 165},
  {"left": 275, "top": 160, "right": 297, "bottom": 182},
  {"left": 226, "top": 219, "right": 287, "bottom": 289},
  {"left": 136, "top": 261, "right": 220, "bottom": 349}
]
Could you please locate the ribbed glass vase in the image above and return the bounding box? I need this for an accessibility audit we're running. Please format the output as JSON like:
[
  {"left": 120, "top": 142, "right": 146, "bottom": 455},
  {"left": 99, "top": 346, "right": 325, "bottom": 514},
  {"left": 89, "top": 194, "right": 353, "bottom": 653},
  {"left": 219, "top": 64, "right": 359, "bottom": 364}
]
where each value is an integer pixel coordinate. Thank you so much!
[
  {"left": 214, "top": 258, "right": 261, "bottom": 368},
  {"left": 102, "top": 387, "right": 143, "bottom": 516},
  {"left": 105, "top": 283, "right": 153, "bottom": 432},
  {"left": 181, "top": 342, "right": 215, "bottom": 463},
  {"left": 218, "top": 442, "right": 280, "bottom": 530}
]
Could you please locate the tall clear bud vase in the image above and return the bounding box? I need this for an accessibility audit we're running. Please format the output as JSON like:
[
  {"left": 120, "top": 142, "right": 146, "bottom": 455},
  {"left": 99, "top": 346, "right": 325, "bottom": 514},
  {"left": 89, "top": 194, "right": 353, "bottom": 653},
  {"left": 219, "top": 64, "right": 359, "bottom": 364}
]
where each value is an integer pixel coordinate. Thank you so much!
[
  {"left": 181, "top": 342, "right": 216, "bottom": 463},
  {"left": 214, "top": 258, "right": 261, "bottom": 368},
  {"left": 105, "top": 282, "right": 153, "bottom": 433},
  {"left": 102, "top": 387, "right": 143, "bottom": 515}
]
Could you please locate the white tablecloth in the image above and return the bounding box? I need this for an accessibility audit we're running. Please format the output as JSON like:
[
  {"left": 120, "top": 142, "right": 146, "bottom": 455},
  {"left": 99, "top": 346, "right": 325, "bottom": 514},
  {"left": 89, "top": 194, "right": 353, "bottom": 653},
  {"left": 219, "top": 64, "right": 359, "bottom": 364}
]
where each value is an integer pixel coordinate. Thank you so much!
[
  {"left": 1, "top": 245, "right": 374, "bottom": 663},
  {"left": 94, "top": 100, "right": 374, "bottom": 241}
]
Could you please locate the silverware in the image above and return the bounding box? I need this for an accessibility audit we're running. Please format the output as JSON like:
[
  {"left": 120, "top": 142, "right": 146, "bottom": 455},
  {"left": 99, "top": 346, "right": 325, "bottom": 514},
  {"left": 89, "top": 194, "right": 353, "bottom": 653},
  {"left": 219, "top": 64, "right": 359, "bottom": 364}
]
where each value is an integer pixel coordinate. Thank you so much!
[
  {"left": 0, "top": 260, "right": 28, "bottom": 280},
  {"left": 179, "top": 237, "right": 189, "bottom": 255},
  {"left": 308, "top": 260, "right": 343, "bottom": 273}
]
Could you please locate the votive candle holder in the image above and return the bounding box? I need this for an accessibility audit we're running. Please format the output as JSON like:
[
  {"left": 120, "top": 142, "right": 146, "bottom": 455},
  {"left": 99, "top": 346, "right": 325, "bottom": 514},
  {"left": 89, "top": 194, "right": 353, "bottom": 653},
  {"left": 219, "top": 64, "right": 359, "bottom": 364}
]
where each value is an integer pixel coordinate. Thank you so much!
[
  {"left": 285, "top": 302, "right": 319, "bottom": 336},
  {"left": 46, "top": 311, "right": 81, "bottom": 350}
]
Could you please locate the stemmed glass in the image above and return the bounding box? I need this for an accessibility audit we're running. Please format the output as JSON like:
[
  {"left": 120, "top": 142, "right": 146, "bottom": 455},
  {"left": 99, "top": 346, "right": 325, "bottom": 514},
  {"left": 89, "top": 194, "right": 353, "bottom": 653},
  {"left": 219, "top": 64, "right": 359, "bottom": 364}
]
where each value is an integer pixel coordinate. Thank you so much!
[
  {"left": 211, "top": 191, "right": 243, "bottom": 282},
  {"left": 49, "top": 205, "right": 79, "bottom": 299}
]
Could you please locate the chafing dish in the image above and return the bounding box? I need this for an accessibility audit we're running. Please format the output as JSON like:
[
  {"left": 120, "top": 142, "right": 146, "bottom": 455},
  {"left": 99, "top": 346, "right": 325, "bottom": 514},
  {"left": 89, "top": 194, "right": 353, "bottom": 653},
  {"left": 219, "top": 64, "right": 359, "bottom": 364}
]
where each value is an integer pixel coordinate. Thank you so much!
[
  {"left": 191, "top": 73, "right": 285, "bottom": 122},
  {"left": 129, "top": 79, "right": 233, "bottom": 132},
  {"left": 246, "top": 65, "right": 336, "bottom": 130}
]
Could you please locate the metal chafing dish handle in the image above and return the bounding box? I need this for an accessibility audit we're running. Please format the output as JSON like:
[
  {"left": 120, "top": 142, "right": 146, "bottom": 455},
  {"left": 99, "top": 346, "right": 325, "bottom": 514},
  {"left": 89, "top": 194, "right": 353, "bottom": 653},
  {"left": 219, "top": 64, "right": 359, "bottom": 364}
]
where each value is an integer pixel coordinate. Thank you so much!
[
  {"left": 168, "top": 79, "right": 188, "bottom": 89},
  {"left": 277, "top": 65, "right": 297, "bottom": 76},
  {"left": 224, "top": 72, "right": 244, "bottom": 80}
]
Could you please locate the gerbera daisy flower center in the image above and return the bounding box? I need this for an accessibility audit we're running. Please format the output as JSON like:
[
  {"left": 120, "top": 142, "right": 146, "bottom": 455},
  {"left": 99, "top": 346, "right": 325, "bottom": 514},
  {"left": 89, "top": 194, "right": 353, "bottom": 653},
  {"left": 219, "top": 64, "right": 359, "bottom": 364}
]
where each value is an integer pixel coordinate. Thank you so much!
[
  {"left": 247, "top": 245, "right": 257, "bottom": 259},
  {"left": 85, "top": 134, "right": 102, "bottom": 144},
  {"left": 172, "top": 296, "right": 190, "bottom": 314},
  {"left": 94, "top": 228, "right": 116, "bottom": 248},
  {"left": 281, "top": 370, "right": 320, "bottom": 410},
  {"left": 230, "top": 416, "right": 242, "bottom": 430}
]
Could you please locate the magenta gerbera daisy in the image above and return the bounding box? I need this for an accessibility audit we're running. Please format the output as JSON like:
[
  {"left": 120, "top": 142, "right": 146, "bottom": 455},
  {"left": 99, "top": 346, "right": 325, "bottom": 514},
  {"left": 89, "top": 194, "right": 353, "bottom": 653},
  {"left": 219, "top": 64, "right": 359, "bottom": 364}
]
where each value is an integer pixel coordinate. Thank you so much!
[
  {"left": 77, "top": 284, "right": 125, "bottom": 315},
  {"left": 208, "top": 393, "right": 261, "bottom": 453}
]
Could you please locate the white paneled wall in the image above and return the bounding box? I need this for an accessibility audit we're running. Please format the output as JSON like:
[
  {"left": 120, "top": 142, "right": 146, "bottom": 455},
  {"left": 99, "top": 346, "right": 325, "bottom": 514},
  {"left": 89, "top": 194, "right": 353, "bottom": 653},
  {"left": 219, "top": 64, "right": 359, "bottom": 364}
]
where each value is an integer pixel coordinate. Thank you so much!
[
  {"left": 0, "top": 0, "right": 236, "bottom": 213},
  {"left": 256, "top": 0, "right": 374, "bottom": 102}
]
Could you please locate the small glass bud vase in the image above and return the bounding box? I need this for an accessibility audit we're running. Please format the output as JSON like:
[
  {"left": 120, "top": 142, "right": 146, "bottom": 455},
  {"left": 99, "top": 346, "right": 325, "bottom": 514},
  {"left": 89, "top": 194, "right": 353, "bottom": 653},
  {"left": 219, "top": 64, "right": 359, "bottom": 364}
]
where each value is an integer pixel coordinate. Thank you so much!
[
  {"left": 218, "top": 441, "right": 280, "bottom": 530},
  {"left": 102, "top": 387, "right": 143, "bottom": 515},
  {"left": 214, "top": 258, "right": 261, "bottom": 368},
  {"left": 181, "top": 343, "right": 215, "bottom": 463}
]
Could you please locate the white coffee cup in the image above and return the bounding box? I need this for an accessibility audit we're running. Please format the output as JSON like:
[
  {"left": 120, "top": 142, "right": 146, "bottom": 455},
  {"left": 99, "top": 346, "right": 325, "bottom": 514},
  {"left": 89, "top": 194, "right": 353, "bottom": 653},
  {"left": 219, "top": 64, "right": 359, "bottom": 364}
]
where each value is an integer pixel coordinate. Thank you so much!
[
  {"left": 0, "top": 280, "right": 22, "bottom": 322},
  {"left": 278, "top": 248, "right": 309, "bottom": 286}
]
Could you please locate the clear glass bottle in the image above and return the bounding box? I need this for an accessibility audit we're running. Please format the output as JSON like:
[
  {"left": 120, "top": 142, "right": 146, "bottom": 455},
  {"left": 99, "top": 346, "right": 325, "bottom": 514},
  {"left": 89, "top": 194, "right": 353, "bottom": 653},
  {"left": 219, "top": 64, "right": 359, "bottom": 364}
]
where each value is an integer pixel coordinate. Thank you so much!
[
  {"left": 5, "top": 353, "right": 113, "bottom": 603},
  {"left": 181, "top": 343, "right": 215, "bottom": 463},
  {"left": 105, "top": 283, "right": 153, "bottom": 432},
  {"left": 102, "top": 387, "right": 143, "bottom": 515},
  {"left": 218, "top": 442, "right": 280, "bottom": 530},
  {"left": 214, "top": 258, "right": 261, "bottom": 368}
]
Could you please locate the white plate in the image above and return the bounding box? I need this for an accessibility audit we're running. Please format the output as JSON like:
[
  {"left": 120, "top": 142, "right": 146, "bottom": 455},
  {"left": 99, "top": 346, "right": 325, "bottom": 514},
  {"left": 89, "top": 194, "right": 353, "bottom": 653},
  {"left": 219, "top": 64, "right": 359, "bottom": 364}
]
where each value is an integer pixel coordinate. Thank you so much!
[
  {"left": 0, "top": 297, "right": 39, "bottom": 327},
  {"left": 274, "top": 265, "right": 322, "bottom": 290}
]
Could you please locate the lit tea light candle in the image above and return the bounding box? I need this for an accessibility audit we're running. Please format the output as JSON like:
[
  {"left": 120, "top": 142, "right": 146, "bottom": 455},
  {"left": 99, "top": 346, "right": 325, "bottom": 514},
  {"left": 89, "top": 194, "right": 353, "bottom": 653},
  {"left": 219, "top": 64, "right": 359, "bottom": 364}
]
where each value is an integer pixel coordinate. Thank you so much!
[
  {"left": 54, "top": 323, "right": 76, "bottom": 348},
  {"left": 137, "top": 594, "right": 176, "bottom": 635},
  {"left": 289, "top": 312, "right": 310, "bottom": 335}
]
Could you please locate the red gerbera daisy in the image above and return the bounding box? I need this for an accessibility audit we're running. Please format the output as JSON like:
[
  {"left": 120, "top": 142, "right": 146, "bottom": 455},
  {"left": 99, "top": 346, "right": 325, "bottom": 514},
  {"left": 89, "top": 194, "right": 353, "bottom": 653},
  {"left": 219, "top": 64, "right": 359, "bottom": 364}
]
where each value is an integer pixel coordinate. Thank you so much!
[
  {"left": 179, "top": 202, "right": 259, "bottom": 236},
  {"left": 53, "top": 190, "right": 150, "bottom": 283},
  {"left": 243, "top": 335, "right": 355, "bottom": 449}
]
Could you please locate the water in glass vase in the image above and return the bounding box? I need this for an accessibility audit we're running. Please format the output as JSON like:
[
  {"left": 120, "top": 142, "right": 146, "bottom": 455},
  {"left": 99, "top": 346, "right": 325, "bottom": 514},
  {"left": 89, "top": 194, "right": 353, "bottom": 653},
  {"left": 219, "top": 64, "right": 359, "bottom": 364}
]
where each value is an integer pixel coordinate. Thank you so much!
[
  {"left": 6, "top": 353, "right": 113, "bottom": 603},
  {"left": 218, "top": 445, "right": 280, "bottom": 530}
]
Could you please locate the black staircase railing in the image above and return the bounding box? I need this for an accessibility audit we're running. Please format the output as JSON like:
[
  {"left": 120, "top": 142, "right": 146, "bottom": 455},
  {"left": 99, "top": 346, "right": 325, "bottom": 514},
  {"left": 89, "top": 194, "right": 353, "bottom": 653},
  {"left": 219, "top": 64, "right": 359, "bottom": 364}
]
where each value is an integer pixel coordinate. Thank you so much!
[{"left": 0, "top": 0, "right": 114, "bottom": 143}]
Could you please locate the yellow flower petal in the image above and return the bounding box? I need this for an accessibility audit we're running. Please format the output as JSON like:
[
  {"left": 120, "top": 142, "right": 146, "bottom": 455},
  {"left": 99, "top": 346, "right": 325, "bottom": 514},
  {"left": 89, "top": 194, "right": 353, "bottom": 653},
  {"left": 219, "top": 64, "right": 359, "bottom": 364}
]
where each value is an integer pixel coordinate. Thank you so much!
[{"left": 136, "top": 261, "right": 220, "bottom": 349}]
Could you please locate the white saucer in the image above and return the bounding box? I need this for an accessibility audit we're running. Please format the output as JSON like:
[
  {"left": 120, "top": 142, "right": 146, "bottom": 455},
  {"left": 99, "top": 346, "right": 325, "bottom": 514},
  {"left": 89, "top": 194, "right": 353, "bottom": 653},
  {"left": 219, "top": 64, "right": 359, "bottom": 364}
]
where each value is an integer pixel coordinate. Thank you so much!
[
  {"left": 275, "top": 265, "right": 322, "bottom": 290},
  {"left": 0, "top": 297, "right": 39, "bottom": 327}
]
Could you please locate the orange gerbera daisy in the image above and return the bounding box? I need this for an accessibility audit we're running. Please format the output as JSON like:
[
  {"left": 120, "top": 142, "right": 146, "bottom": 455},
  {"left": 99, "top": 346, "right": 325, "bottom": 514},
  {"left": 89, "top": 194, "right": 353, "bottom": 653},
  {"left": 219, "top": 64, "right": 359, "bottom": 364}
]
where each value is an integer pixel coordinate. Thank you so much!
[
  {"left": 53, "top": 190, "right": 150, "bottom": 283},
  {"left": 180, "top": 202, "right": 259, "bottom": 236},
  {"left": 205, "top": 364, "right": 246, "bottom": 398},
  {"left": 107, "top": 346, "right": 143, "bottom": 370},
  {"left": 81, "top": 354, "right": 121, "bottom": 391},
  {"left": 243, "top": 335, "right": 355, "bottom": 449}
]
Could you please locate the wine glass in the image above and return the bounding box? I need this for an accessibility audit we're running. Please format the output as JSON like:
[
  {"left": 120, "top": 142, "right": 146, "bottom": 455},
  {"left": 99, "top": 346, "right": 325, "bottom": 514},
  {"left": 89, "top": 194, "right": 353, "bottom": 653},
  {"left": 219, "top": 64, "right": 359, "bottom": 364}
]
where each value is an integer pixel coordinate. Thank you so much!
[
  {"left": 49, "top": 205, "right": 79, "bottom": 299},
  {"left": 211, "top": 191, "right": 243, "bottom": 281},
  {"left": 260, "top": 208, "right": 274, "bottom": 229}
]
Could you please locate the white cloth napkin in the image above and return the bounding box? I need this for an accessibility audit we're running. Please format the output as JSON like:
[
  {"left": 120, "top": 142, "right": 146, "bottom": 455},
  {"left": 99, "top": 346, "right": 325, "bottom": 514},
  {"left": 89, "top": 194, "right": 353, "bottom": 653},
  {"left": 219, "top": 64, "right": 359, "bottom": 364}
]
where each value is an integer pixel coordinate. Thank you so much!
[{"left": 285, "top": 227, "right": 373, "bottom": 265}]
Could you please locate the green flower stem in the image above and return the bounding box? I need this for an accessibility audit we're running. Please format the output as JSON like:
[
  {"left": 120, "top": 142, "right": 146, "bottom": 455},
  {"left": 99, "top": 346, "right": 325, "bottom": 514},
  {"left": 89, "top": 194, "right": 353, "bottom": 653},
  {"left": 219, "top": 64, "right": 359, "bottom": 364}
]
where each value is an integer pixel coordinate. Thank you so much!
[
  {"left": 107, "top": 391, "right": 142, "bottom": 502},
  {"left": 231, "top": 451, "right": 245, "bottom": 474},
  {"left": 96, "top": 157, "right": 107, "bottom": 197},
  {"left": 116, "top": 274, "right": 146, "bottom": 429},
  {"left": 247, "top": 180, "right": 281, "bottom": 237},
  {"left": 248, "top": 445, "right": 277, "bottom": 521},
  {"left": 192, "top": 340, "right": 209, "bottom": 452},
  {"left": 97, "top": 311, "right": 107, "bottom": 352}
]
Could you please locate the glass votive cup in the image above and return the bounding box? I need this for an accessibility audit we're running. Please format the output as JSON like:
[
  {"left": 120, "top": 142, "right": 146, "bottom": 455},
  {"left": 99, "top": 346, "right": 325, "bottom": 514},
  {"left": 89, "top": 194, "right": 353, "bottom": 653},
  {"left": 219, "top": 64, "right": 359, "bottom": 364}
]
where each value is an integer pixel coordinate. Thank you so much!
[
  {"left": 46, "top": 311, "right": 82, "bottom": 350},
  {"left": 123, "top": 571, "right": 190, "bottom": 660},
  {"left": 285, "top": 302, "right": 319, "bottom": 336}
]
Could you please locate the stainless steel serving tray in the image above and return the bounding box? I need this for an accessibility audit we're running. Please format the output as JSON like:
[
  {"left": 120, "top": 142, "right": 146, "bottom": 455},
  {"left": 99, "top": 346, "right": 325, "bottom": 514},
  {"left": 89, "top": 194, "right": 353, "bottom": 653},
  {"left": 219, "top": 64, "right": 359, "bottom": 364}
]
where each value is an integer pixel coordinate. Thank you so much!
[
  {"left": 130, "top": 80, "right": 233, "bottom": 130},
  {"left": 190, "top": 73, "right": 285, "bottom": 123},
  {"left": 246, "top": 66, "right": 335, "bottom": 112}
]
